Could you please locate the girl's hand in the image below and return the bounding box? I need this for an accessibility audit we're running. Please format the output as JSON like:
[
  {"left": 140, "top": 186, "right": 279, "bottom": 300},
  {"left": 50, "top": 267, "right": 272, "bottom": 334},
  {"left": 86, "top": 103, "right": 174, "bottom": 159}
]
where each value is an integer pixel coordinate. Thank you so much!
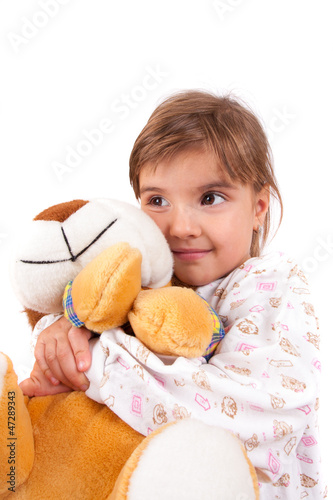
[{"left": 34, "top": 316, "right": 93, "bottom": 391}]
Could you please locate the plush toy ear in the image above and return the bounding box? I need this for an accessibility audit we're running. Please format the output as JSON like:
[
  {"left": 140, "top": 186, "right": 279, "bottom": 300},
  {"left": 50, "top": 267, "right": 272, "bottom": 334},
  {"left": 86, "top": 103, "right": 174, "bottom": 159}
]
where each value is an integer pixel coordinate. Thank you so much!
[{"left": 33, "top": 200, "right": 88, "bottom": 222}]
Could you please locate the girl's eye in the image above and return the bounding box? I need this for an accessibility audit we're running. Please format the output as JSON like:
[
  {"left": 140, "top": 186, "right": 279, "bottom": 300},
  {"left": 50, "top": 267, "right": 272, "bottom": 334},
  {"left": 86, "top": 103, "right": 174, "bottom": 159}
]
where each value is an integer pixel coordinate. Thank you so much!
[
  {"left": 201, "top": 193, "right": 225, "bottom": 206},
  {"left": 148, "top": 196, "right": 169, "bottom": 207}
]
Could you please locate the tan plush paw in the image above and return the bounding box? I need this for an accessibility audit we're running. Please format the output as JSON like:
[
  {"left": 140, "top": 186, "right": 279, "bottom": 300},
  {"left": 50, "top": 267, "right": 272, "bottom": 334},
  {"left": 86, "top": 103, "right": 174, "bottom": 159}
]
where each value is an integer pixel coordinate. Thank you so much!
[
  {"left": 128, "top": 287, "right": 213, "bottom": 358},
  {"left": 71, "top": 242, "right": 142, "bottom": 332}
]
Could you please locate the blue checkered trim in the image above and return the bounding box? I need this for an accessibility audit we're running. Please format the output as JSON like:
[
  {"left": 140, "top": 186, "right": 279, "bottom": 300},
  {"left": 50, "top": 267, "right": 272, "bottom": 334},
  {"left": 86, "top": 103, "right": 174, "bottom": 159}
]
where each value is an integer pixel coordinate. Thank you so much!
[
  {"left": 62, "top": 280, "right": 84, "bottom": 328},
  {"left": 201, "top": 300, "right": 225, "bottom": 362}
]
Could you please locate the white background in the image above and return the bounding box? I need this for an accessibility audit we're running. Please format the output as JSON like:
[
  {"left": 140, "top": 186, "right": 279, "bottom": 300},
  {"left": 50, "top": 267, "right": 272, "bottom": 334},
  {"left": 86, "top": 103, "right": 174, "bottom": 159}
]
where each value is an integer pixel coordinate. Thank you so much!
[{"left": 0, "top": 0, "right": 332, "bottom": 493}]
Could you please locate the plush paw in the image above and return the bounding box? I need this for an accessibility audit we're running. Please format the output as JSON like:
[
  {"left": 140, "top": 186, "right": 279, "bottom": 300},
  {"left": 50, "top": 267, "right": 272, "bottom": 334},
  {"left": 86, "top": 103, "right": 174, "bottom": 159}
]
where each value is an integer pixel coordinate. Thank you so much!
[
  {"left": 0, "top": 353, "right": 34, "bottom": 494},
  {"left": 110, "top": 419, "right": 259, "bottom": 500},
  {"left": 70, "top": 242, "right": 142, "bottom": 332},
  {"left": 128, "top": 287, "right": 214, "bottom": 358}
]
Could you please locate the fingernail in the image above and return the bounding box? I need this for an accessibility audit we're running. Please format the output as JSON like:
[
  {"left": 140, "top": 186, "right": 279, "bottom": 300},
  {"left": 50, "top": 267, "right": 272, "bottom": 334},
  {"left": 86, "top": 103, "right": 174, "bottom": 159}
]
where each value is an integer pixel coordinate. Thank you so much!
[
  {"left": 80, "top": 384, "right": 89, "bottom": 391},
  {"left": 51, "top": 377, "right": 59, "bottom": 385},
  {"left": 78, "top": 361, "right": 86, "bottom": 371}
]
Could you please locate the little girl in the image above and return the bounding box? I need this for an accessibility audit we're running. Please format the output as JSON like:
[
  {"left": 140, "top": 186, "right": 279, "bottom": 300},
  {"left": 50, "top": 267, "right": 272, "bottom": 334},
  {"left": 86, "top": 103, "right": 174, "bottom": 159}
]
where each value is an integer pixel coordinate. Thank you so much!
[{"left": 23, "top": 90, "right": 324, "bottom": 498}]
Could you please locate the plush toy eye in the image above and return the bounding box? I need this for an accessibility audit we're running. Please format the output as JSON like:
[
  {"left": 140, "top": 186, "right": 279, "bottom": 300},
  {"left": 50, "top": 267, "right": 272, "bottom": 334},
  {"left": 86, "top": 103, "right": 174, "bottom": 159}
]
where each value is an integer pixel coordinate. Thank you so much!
[{"left": 20, "top": 219, "right": 118, "bottom": 265}]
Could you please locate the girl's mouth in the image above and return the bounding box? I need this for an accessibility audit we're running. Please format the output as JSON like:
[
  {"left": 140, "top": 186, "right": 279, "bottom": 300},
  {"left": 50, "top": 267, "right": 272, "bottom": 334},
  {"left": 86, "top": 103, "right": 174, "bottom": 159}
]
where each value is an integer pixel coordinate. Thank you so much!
[{"left": 172, "top": 249, "right": 212, "bottom": 262}]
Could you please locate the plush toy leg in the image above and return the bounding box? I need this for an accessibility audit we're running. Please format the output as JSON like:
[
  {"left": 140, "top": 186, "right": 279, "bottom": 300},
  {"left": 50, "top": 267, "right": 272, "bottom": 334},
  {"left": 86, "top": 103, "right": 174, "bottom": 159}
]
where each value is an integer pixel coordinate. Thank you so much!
[
  {"left": 5, "top": 391, "right": 144, "bottom": 500},
  {"left": 128, "top": 287, "right": 214, "bottom": 358},
  {"left": 0, "top": 353, "right": 34, "bottom": 496},
  {"left": 71, "top": 242, "right": 142, "bottom": 332},
  {"left": 110, "top": 419, "right": 259, "bottom": 500}
]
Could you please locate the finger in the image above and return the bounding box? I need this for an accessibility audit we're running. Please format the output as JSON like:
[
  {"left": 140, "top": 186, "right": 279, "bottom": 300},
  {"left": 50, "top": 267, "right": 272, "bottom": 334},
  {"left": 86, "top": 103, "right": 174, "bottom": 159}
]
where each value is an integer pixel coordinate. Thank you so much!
[
  {"left": 55, "top": 334, "right": 90, "bottom": 391},
  {"left": 43, "top": 336, "right": 74, "bottom": 387},
  {"left": 34, "top": 336, "right": 60, "bottom": 385},
  {"left": 19, "top": 377, "right": 72, "bottom": 397},
  {"left": 68, "top": 326, "right": 93, "bottom": 372}
]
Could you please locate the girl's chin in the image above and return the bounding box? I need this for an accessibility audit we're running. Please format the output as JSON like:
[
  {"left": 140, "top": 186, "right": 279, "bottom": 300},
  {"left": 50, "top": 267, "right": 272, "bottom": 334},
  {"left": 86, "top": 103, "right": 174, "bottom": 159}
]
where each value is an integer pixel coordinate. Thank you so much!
[{"left": 173, "top": 269, "right": 215, "bottom": 288}]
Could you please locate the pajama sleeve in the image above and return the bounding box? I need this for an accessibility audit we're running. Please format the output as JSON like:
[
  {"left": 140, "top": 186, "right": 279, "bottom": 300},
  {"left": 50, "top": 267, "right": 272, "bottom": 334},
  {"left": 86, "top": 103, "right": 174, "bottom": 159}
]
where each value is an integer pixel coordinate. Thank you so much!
[{"left": 85, "top": 252, "right": 323, "bottom": 493}]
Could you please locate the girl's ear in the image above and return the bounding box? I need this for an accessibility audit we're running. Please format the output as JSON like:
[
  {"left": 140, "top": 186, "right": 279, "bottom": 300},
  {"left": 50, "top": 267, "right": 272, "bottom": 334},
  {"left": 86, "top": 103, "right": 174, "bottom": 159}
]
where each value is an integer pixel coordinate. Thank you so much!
[{"left": 254, "top": 184, "right": 270, "bottom": 230}]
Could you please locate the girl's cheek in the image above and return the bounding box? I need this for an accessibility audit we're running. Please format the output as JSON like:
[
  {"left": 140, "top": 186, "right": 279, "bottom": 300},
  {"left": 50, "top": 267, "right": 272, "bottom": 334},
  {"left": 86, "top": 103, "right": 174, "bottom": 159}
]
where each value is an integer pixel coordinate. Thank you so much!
[{"left": 147, "top": 213, "right": 167, "bottom": 235}]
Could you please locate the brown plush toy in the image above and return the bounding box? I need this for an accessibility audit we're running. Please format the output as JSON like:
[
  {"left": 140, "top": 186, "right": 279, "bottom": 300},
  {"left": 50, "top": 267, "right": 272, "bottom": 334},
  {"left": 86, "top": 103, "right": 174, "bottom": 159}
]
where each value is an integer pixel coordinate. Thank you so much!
[{"left": 0, "top": 199, "right": 259, "bottom": 500}]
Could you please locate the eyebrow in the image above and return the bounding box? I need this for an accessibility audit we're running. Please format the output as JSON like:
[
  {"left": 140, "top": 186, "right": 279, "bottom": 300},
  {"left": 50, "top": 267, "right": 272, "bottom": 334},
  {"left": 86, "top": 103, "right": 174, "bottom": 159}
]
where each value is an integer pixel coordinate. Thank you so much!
[
  {"left": 139, "top": 181, "right": 237, "bottom": 196},
  {"left": 198, "top": 182, "right": 237, "bottom": 191},
  {"left": 139, "top": 186, "right": 165, "bottom": 195}
]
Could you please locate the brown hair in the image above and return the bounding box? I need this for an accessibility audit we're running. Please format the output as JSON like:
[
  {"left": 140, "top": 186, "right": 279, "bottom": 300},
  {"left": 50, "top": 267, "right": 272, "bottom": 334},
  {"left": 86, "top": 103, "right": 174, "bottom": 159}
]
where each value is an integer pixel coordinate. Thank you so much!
[{"left": 129, "top": 90, "right": 283, "bottom": 256}]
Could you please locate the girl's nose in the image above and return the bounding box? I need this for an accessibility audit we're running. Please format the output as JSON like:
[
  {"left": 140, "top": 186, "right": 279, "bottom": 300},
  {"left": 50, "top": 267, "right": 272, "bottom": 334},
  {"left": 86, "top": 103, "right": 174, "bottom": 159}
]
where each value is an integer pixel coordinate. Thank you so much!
[{"left": 169, "top": 207, "right": 202, "bottom": 239}]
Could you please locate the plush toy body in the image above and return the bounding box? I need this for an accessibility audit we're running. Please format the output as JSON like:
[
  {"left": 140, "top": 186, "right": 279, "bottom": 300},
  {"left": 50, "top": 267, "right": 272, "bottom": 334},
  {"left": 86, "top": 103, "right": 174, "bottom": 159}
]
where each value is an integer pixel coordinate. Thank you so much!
[
  {"left": 0, "top": 199, "right": 259, "bottom": 499},
  {"left": 0, "top": 356, "right": 258, "bottom": 500}
]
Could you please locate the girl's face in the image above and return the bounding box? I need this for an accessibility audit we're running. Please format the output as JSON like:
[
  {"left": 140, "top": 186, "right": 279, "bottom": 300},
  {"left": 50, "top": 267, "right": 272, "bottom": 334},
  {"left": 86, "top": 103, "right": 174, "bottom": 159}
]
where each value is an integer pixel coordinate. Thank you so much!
[{"left": 139, "top": 148, "right": 269, "bottom": 287}]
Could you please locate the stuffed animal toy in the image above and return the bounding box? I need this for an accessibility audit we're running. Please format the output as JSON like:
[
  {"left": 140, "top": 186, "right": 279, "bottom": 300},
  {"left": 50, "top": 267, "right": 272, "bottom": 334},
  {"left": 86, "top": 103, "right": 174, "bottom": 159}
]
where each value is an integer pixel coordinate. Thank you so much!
[{"left": 0, "top": 199, "right": 259, "bottom": 499}]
